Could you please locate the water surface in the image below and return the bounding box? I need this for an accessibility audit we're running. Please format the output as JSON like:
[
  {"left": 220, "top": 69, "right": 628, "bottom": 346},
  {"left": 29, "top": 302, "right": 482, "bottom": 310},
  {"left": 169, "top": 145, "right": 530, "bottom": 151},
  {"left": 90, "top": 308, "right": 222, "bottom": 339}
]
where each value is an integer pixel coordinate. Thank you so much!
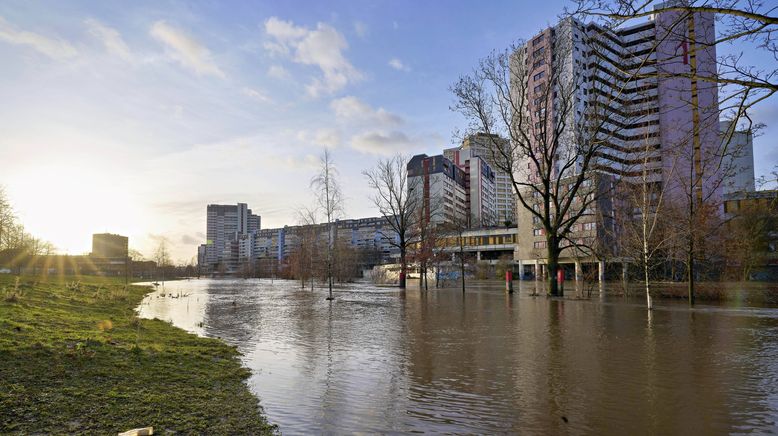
[{"left": 138, "top": 279, "right": 778, "bottom": 434}]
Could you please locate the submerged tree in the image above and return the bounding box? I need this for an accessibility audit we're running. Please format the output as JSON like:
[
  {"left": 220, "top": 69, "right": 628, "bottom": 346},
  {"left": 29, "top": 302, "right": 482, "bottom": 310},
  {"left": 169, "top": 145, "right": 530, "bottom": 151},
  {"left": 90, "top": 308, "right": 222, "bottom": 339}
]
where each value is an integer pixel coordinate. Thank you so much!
[
  {"left": 311, "top": 149, "right": 343, "bottom": 301},
  {"left": 363, "top": 154, "right": 420, "bottom": 289},
  {"left": 153, "top": 239, "right": 172, "bottom": 284},
  {"left": 443, "top": 213, "right": 471, "bottom": 294},
  {"left": 723, "top": 193, "right": 778, "bottom": 280},
  {"left": 294, "top": 206, "right": 321, "bottom": 291}
]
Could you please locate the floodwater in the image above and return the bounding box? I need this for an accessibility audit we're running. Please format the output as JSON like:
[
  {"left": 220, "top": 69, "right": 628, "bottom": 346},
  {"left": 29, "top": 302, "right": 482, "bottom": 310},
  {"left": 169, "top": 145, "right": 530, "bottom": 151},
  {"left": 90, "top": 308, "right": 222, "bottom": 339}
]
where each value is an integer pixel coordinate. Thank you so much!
[{"left": 138, "top": 279, "right": 778, "bottom": 434}]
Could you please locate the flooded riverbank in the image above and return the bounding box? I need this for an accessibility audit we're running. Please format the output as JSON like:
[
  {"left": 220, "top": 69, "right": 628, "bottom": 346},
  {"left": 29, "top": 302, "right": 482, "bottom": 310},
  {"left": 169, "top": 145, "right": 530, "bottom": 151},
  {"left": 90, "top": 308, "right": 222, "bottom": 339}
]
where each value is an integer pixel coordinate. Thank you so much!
[{"left": 138, "top": 279, "right": 778, "bottom": 434}]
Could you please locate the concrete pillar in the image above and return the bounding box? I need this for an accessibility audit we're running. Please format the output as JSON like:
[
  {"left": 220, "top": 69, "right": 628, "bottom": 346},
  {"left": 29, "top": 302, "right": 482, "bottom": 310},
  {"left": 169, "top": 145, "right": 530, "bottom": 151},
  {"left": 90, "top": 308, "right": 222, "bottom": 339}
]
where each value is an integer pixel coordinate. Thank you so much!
[
  {"left": 598, "top": 260, "right": 605, "bottom": 283},
  {"left": 518, "top": 260, "right": 524, "bottom": 279},
  {"left": 622, "top": 262, "right": 628, "bottom": 290},
  {"left": 575, "top": 260, "right": 582, "bottom": 282},
  {"left": 477, "top": 251, "right": 481, "bottom": 261},
  {"left": 534, "top": 260, "right": 540, "bottom": 280}
]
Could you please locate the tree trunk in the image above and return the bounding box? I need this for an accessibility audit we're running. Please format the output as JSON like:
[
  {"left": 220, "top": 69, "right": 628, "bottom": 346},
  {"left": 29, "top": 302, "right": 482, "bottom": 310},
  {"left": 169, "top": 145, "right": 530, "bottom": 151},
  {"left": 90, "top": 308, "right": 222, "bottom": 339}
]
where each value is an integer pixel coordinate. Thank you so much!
[
  {"left": 459, "top": 234, "right": 466, "bottom": 294},
  {"left": 687, "top": 14, "right": 700, "bottom": 307},
  {"left": 399, "top": 247, "right": 407, "bottom": 289},
  {"left": 687, "top": 249, "right": 695, "bottom": 306},
  {"left": 644, "top": 259, "right": 653, "bottom": 310},
  {"left": 327, "top": 256, "right": 333, "bottom": 300},
  {"left": 642, "top": 184, "right": 653, "bottom": 310},
  {"left": 546, "top": 245, "right": 560, "bottom": 297}
]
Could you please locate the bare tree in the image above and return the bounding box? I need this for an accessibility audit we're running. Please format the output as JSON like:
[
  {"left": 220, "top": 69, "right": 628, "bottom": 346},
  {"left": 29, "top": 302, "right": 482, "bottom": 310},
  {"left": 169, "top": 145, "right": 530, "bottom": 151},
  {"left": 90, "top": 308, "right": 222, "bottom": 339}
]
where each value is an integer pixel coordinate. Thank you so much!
[
  {"left": 363, "top": 154, "right": 420, "bottom": 289},
  {"left": 410, "top": 206, "right": 441, "bottom": 291},
  {"left": 294, "top": 207, "right": 321, "bottom": 290},
  {"left": 442, "top": 214, "right": 472, "bottom": 294},
  {"left": 310, "top": 149, "right": 343, "bottom": 300},
  {"left": 611, "top": 133, "right": 680, "bottom": 309},
  {"left": 723, "top": 192, "right": 778, "bottom": 280},
  {"left": 153, "top": 239, "right": 172, "bottom": 284},
  {"left": 0, "top": 186, "right": 14, "bottom": 251}
]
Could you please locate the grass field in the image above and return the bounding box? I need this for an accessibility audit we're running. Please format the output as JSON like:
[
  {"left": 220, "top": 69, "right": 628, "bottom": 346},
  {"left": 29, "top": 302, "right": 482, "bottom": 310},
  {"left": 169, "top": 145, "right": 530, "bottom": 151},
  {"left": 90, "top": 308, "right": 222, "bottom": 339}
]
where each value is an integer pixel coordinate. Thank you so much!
[{"left": 0, "top": 274, "right": 276, "bottom": 435}]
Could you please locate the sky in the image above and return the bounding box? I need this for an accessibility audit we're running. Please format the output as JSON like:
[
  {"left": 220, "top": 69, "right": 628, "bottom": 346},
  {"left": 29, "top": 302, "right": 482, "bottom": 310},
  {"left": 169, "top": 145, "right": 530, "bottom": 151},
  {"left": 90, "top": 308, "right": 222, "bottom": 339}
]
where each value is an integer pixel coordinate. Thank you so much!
[{"left": 0, "top": 0, "right": 776, "bottom": 262}]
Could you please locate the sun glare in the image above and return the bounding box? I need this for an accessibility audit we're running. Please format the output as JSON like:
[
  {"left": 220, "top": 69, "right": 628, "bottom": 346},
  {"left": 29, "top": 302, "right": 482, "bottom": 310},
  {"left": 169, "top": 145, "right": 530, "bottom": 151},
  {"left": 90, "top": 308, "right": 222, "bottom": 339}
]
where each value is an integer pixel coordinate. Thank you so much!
[{"left": 7, "top": 162, "right": 146, "bottom": 255}]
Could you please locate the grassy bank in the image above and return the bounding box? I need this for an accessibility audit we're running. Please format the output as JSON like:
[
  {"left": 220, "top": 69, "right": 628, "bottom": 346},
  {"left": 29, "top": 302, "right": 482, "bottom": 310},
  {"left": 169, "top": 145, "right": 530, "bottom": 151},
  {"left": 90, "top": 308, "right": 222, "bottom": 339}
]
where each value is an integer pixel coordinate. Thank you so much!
[{"left": 0, "top": 275, "right": 275, "bottom": 435}]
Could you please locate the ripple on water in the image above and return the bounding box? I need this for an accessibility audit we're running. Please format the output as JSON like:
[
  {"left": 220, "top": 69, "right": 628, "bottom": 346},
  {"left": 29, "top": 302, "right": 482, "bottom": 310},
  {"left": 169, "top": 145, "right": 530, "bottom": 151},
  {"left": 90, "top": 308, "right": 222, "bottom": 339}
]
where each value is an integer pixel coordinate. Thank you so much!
[{"left": 138, "top": 279, "right": 778, "bottom": 434}]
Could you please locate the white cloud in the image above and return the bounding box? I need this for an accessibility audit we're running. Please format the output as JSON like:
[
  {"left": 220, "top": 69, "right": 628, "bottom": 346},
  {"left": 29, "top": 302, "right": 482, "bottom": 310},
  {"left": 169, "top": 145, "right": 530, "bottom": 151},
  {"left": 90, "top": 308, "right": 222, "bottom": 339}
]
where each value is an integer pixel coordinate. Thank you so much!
[
  {"left": 267, "top": 64, "right": 290, "bottom": 80},
  {"left": 274, "top": 153, "right": 321, "bottom": 170},
  {"left": 264, "top": 17, "right": 307, "bottom": 44},
  {"left": 242, "top": 87, "right": 273, "bottom": 103},
  {"left": 263, "top": 17, "right": 362, "bottom": 97},
  {"left": 350, "top": 131, "right": 415, "bottom": 155},
  {"left": 314, "top": 128, "right": 341, "bottom": 148},
  {"left": 330, "top": 96, "right": 403, "bottom": 126},
  {"left": 353, "top": 21, "right": 368, "bottom": 38},
  {"left": 295, "top": 128, "right": 342, "bottom": 148},
  {"left": 84, "top": 18, "right": 131, "bottom": 61},
  {"left": 0, "top": 16, "right": 77, "bottom": 60},
  {"left": 388, "top": 57, "right": 410, "bottom": 72},
  {"left": 150, "top": 20, "right": 225, "bottom": 78}
]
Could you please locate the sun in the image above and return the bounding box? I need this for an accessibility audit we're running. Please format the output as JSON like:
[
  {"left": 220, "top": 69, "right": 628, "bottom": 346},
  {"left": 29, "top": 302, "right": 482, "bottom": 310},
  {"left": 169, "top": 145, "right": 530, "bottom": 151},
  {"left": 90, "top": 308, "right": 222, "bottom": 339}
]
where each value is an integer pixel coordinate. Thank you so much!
[{"left": 6, "top": 161, "right": 146, "bottom": 255}]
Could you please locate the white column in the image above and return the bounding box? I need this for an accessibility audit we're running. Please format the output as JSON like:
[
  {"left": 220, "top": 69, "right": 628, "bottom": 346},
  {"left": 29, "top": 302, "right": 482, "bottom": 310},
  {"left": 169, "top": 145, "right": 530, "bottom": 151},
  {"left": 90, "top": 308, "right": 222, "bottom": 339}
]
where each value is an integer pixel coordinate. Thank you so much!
[
  {"left": 518, "top": 260, "right": 524, "bottom": 279},
  {"left": 598, "top": 260, "right": 605, "bottom": 283},
  {"left": 575, "top": 260, "right": 582, "bottom": 282},
  {"left": 534, "top": 259, "right": 540, "bottom": 280},
  {"left": 622, "top": 262, "right": 628, "bottom": 282}
]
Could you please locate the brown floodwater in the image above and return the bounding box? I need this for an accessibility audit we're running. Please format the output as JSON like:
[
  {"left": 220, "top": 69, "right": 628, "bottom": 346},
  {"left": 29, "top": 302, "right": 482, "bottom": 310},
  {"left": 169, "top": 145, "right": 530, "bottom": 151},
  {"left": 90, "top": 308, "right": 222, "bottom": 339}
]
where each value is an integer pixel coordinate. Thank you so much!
[{"left": 137, "top": 279, "right": 778, "bottom": 434}]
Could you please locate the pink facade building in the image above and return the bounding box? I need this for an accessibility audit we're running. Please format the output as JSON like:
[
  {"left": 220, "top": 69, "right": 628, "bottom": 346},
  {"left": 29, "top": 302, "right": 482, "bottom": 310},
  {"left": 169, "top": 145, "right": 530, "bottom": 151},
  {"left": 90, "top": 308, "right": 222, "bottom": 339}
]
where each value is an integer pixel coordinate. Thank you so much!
[{"left": 512, "top": 2, "right": 722, "bottom": 277}]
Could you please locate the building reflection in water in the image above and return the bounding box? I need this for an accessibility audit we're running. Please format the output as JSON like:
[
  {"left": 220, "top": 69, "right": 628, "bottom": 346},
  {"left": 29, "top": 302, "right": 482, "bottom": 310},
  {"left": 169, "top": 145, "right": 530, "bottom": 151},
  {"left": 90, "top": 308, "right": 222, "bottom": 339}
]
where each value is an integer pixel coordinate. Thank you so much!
[{"left": 138, "top": 279, "right": 778, "bottom": 434}]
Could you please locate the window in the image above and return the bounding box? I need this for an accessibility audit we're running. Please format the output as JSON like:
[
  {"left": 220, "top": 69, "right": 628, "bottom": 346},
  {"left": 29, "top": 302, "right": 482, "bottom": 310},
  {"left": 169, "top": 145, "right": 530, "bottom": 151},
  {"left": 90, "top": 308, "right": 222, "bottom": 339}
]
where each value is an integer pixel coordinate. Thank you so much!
[
  {"left": 533, "top": 71, "right": 545, "bottom": 81},
  {"left": 534, "top": 241, "right": 547, "bottom": 249},
  {"left": 534, "top": 84, "right": 543, "bottom": 94},
  {"left": 533, "top": 228, "right": 544, "bottom": 236}
]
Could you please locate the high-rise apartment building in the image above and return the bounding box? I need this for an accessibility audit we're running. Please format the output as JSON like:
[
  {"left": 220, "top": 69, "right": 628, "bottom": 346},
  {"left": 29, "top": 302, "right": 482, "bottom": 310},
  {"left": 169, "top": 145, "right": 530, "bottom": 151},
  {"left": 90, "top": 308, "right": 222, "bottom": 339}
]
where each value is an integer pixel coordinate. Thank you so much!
[
  {"left": 720, "top": 120, "right": 755, "bottom": 195},
  {"left": 511, "top": 3, "right": 721, "bottom": 276},
  {"left": 445, "top": 133, "right": 515, "bottom": 225},
  {"left": 407, "top": 154, "right": 469, "bottom": 226},
  {"left": 202, "top": 203, "right": 261, "bottom": 272},
  {"left": 408, "top": 152, "right": 498, "bottom": 228},
  {"left": 515, "top": 7, "right": 718, "bottom": 187}
]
